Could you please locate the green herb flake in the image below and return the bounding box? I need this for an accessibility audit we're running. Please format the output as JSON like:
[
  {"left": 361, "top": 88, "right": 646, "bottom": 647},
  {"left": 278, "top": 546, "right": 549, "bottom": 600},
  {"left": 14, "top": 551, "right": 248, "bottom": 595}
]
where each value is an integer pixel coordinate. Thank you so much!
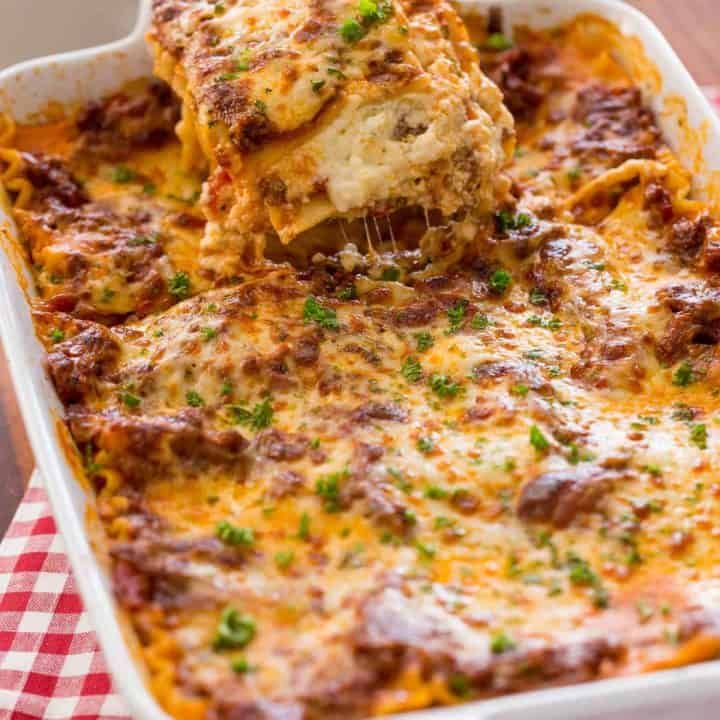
[
  {"left": 484, "top": 33, "right": 513, "bottom": 51},
  {"left": 311, "top": 79, "right": 326, "bottom": 93},
  {"left": 429, "top": 373, "right": 462, "bottom": 399},
  {"left": 529, "top": 424, "right": 549, "bottom": 452},
  {"left": 213, "top": 608, "right": 256, "bottom": 651},
  {"left": 275, "top": 550, "right": 295, "bottom": 570},
  {"left": 229, "top": 398, "right": 274, "bottom": 431},
  {"left": 169, "top": 271, "right": 191, "bottom": 299},
  {"left": 340, "top": 18, "right": 365, "bottom": 42},
  {"left": 216, "top": 521, "right": 254, "bottom": 547},
  {"left": 316, "top": 469, "right": 348, "bottom": 512},
  {"left": 490, "top": 630, "right": 516, "bottom": 654},
  {"left": 120, "top": 392, "right": 141, "bottom": 409},
  {"left": 448, "top": 673, "right": 471, "bottom": 697},
  {"left": 529, "top": 287, "right": 547, "bottom": 305},
  {"left": 417, "top": 437, "right": 434, "bottom": 454},
  {"left": 49, "top": 328, "right": 65, "bottom": 343},
  {"left": 690, "top": 423, "right": 708, "bottom": 450},
  {"left": 381, "top": 266, "right": 400, "bottom": 281},
  {"left": 186, "top": 389, "right": 204, "bottom": 407},
  {"left": 414, "top": 332, "right": 434, "bottom": 352},
  {"left": 424, "top": 485, "right": 449, "bottom": 500},
  {"left": 231, "top": 657, "right": 256, "bottom": 674},
  {"left": 201, "top": 326, "right": 217, "bottom": 342},
  {"left": 496, "top": 210, "right": 532, "bottom": 233},
  {"left": 401, "top": 356, "right": 423, "bottom": 383},
  {"left": 111, "top": 165, "right": 136, "bottom": 183},
  {"left": 471, "top": 313, "right": 490, "bottom": 330},
  {"left": 415, "top": 541, "right": 436, "bottom": 560},
  {"left": 488, "top": 269, "right": 512, "bottom": 295},
  {"left": 303, "top": 296, "right": 340, "bottom": 330},
  {"left": 672, "top": 361, "right": 695, "bottom": 387},
  {"left": 446, "top": 299, "right": 468, "bottom": 334},
  {"left": 298, "top": 512, "right": 311, "bottom": 540}
]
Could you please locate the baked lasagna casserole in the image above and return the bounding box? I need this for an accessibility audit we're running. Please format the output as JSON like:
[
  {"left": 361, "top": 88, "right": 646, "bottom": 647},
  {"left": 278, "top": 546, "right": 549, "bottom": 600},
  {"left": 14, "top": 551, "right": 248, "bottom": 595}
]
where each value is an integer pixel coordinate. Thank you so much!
[{"left": 2, "top": 5, "right": 720, "bottom": 720}]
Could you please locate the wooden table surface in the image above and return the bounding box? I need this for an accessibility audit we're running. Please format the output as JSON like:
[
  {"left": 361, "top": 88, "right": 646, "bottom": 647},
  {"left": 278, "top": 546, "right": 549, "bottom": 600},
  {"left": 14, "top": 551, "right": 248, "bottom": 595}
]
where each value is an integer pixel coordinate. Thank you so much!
[{"left": 0, "top": 0, "right": 718, "bottom": 536}]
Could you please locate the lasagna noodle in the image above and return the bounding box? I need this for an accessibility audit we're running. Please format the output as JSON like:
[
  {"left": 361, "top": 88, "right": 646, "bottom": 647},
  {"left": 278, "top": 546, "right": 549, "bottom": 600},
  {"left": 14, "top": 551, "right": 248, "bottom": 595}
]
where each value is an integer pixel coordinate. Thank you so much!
[
  {"left": 149, "top": 0, "right": 514, "bottom": 271},
  {"left": 0, "top": 113, "right": 32, "bottom": 208}
]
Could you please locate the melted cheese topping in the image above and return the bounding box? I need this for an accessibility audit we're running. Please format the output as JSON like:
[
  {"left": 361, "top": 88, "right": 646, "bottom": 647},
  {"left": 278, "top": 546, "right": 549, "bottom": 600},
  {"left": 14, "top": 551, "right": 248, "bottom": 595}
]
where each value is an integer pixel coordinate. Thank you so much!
[{"left": 5, "top": 11, "right": 720, "bottom": 720}]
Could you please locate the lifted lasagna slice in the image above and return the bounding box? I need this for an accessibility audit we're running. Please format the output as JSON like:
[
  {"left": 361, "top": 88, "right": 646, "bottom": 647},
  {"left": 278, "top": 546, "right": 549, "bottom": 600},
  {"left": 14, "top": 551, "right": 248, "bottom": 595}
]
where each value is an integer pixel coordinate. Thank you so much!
[{"left": 149, "top": 0, "right": 514, "bottom": 274}]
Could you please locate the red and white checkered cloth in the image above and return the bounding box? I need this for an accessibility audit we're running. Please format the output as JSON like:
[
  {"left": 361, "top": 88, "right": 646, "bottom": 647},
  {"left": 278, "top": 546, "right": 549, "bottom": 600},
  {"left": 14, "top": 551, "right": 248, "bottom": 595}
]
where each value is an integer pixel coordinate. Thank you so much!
[
  {"left": 2, "top": 89, "right": 720, "bottom": 720},
  {"left": 0, "top": 475, "right": 130, "bottom": 720}
]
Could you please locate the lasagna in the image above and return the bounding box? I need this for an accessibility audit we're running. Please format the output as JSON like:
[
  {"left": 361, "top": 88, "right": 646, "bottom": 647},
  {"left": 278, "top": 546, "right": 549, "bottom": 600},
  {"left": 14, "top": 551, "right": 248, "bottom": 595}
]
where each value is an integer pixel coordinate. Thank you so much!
[
  {"left": 2, "top": 9, "right": 720, "bottom": 720},
  {"left": 149, "top": 0, "right": 513, "bottom": 274}
]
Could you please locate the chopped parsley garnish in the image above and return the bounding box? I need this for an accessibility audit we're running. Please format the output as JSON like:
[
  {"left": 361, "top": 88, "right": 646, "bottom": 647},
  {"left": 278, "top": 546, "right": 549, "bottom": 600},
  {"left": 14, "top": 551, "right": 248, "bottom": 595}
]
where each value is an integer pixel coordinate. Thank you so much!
[
  {"left": 414, "top": 332, "right": 434, "bottom": 352},
  {"left": 529, "top": 424, "right": 549, "bottom": 452},
  {"left": 316, "top": 469, "right": 348, "bottom": 512},
  {"left": 510, "top": 383, "right": 529, "bottom": 397},
  {"left": 690, "top": 423, "right": 708, "bottom": 450},
  {"left": 528, "top": 287, "right": 547, "bottom": 305},
  {"left": 611, "top": 278, "right": 628, "bottom": 292},
  {"left": 446, "top": 299, "right": 468, "bottom": 334},
  {"left": 340, "top": 18, "right": 364, "bottom": 42},
  {"left": 337, "top": 285, "right": 356, "bottom": 300},
  {"left": 303, "top": 296, "right": 340, "bottom": 330},
  {"left": 471, "top": 313, "right": 490, "bottom": 330},
  {"left": 111, "top": 165, "right": 136, "bottom": 183},
  {"left": 415, "top": 541, "right": 436, "bottom": 560},
  {"left": 424, "top": 485, "right": 449, "bottom": 500},
  {"left": 448, "top": 673, "right": 471, "bottom": 697},
  {"left": 566, "top": 552, "right": 609, "bottom": 608},
  {"left": 220, "top": 379, "right": 233, "bottom": 397},
  {"left": 429, "top": 373, "right": 462, "bottom": 398},
  {"left": 527, "top": 314, "right": 561, "bottom": 330},
  {"left": 496, "top": 210, "right": 532, "bottom": 233},
  {"left": 358, "top": 0, "right": 388, "bottom": 22},
  {"left": 417, "top": 437, "right": 434, "bottom": 453},
  {"left": 213, "top": 608, "right": 256, "bottom": 651},
  {"left": 275, "top": 550, "right": 295, "bottom": 570},
  {"left": 381, "top": 266, "right": 400, "bottom": 281},
  {"left": 49, "top": 328, "right": 65, "bottom": 343},
  {"left": 672, "top": 361, "right": 695, "bottom": 387},
  {"left": 216, "top": 521, "right": 254, "bottom": 547},
  {"left": 567, "top": 166, "right": 583, "bottom": 181},
  {"left": 229, "top": 398, "right": 274, "bottom": 430},
  {"left": 311, "top": 79, "right": 326, "bottom": 93},
  {"left": 201, "top": 326, "right": 217, "bottom": 341},
  {"left": 169, "top": 271, "right": 191, "bottom": 299},
  {"left": 186, "top": 389, "right": 204, "bottom": 407},
  {"left": 488, "top": 269, "right": 512, "bottom": 295},
  {"left": 401, "top": 356, "right": 423, "bottom": 383},
  {"left": 128, "top": 234, "right": 156, "bottom": 246},
  {"left": 142, "top": 182, "right": 156, "bottom": 195},
  {"left": 490, "top": 631, "right": 516, "bottom": 654},
  {"left": 101, "top": 287, "right": 115, "bottom": 303},
  {"left": 327, "top": 67, "right": 346, "bottom": 79},
  {"left": 298, "top": 512, "right": 311, "bottom": 540},
  {"left": 672, "top": 403, "right": 695, "bottom": 422},
  {"left": 254, "top": 99, "right": 267, "bottom": 114},
  {"left": 120, "top": 392, "right": 141, "bottom": 409},
  {"left": 484, "top": 33, "right": 513, "bottom": 51},
  {"left": 231, "top": 657, "right": 256, "bottom": 674}
]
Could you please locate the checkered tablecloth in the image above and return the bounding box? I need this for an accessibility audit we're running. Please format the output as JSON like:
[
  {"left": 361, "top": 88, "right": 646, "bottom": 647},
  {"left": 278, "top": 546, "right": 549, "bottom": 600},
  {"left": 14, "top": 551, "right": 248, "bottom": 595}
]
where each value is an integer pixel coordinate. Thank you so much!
[
  {"left": 2, "top": 91, "right": 720, "bottom": 720},
  {"left": 0, "top": 475, "right": 130, "bottom": 719}
]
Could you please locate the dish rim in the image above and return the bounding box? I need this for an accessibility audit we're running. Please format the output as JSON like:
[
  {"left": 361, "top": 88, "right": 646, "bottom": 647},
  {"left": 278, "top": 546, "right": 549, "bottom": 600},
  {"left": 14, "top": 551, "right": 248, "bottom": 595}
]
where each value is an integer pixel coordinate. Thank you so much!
[{"left": 1, "top": 1, "right": 720, "bottom": 718}]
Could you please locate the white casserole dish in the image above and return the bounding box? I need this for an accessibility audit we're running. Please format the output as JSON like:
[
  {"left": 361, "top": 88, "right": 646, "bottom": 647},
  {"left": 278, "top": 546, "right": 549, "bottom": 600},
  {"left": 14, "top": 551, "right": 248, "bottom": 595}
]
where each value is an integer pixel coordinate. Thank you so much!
[{"left": 1, "top": 1, "right": 720, "bottom": 718}]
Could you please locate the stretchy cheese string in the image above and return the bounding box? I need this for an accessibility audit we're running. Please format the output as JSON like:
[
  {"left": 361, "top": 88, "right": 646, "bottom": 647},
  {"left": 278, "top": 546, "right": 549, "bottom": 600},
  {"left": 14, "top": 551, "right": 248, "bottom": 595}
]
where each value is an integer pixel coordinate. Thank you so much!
[{"left": 0, "top": 112, "right": 32, "bottom": 208}]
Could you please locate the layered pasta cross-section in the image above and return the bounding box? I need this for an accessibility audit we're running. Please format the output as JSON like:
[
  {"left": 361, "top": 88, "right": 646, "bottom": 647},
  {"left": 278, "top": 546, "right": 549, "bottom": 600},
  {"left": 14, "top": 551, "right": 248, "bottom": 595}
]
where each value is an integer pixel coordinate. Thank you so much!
[{"left": 149, "top": 0, "right": 514, "bottom": 274}]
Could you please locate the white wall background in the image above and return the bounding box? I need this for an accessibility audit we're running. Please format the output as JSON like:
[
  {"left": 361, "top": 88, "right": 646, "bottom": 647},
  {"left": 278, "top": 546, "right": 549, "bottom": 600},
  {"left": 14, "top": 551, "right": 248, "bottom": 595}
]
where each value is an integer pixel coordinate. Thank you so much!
[{"left": 0, "top": 0, "right": 139, "bottom": 70}]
